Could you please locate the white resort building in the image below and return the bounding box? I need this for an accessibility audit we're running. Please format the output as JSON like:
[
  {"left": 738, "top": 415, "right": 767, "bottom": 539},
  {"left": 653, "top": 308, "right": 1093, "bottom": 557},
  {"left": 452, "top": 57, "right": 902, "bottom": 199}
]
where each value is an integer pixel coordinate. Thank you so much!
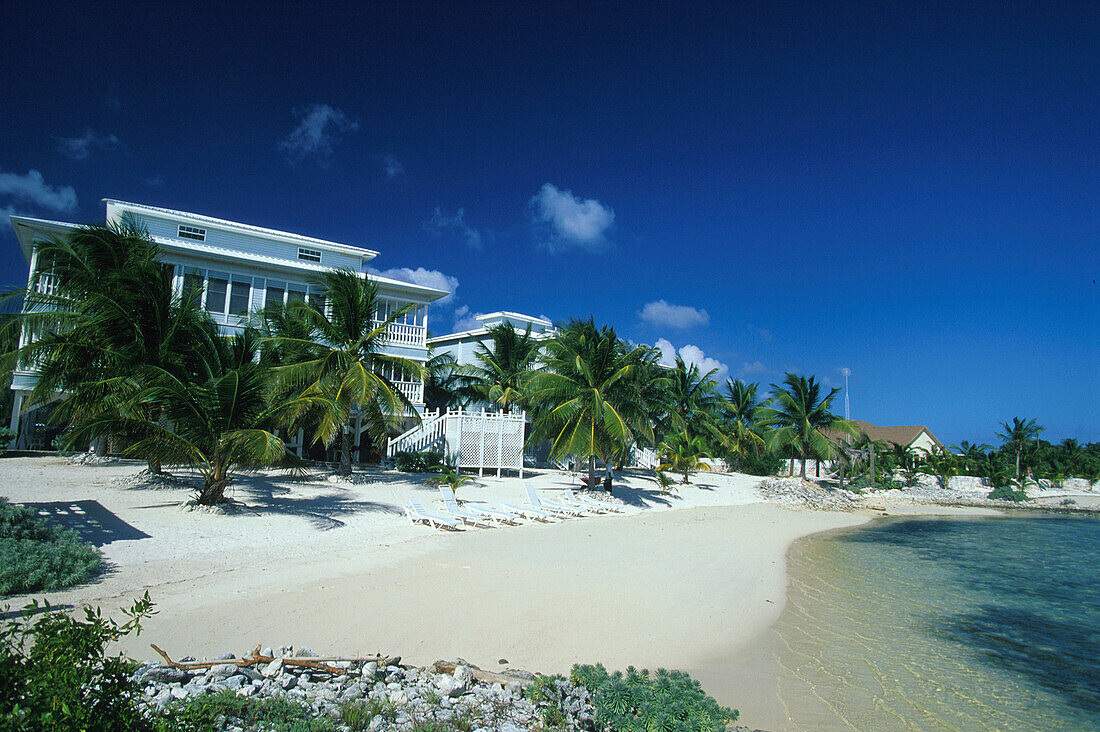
[{"left": 7, "top": 200, "right": 448, "bottom": 455}]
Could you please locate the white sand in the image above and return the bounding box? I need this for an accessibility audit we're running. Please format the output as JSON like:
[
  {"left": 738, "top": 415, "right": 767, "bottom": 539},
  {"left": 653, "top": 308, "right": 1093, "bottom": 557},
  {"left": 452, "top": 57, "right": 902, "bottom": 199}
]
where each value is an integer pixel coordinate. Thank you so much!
[{"left": 2, "top": 457, "right": 866, "bottom": 728}]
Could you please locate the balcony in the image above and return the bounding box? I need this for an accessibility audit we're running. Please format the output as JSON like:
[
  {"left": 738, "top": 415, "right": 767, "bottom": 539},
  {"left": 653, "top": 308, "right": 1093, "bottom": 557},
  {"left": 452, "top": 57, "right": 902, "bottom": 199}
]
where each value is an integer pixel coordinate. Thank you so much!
[
  {"left": 374, "top": 321, "right": 426, "bottom": 348},
  {"left": 392, "top": 380, "right": 424, "bottom": 405}
]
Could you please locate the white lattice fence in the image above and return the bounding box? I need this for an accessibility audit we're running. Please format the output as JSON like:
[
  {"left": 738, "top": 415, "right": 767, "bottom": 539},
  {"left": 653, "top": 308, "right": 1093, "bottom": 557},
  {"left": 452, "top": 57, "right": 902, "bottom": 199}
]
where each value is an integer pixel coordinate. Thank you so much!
[{"left": 448, "top": 408, "right": 526, "bottom": 477}]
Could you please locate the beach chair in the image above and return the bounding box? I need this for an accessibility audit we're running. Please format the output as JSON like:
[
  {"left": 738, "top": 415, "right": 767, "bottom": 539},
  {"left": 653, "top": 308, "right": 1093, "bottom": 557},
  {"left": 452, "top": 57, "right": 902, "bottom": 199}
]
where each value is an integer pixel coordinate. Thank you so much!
[
  {"left": 563, "top": 488, "right": 624, "bottom": 513},
  {"left": 500, "top": 502, "right": 557, "bottom": 522},
  {"left": 406, "top": 498, "right": 462, "bottom": 530},
  {"left": 524, "top": 482, "right": 587, "bottom": 517},
  {"left": 437, "top": 485, "right": 514, "bottom": 526}
]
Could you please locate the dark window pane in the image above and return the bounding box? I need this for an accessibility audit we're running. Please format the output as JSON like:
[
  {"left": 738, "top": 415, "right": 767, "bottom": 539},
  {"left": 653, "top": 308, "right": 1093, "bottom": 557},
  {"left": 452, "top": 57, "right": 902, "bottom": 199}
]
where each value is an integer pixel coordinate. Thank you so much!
[
  {"left": 206, "top": 277, "right": 227, "bottom": 313},
  {"left": 229, "top": 279, "right": 250, "bottom": 315},
  {"left": 265, "top": 286, "right": 284, "bottom": 308}
]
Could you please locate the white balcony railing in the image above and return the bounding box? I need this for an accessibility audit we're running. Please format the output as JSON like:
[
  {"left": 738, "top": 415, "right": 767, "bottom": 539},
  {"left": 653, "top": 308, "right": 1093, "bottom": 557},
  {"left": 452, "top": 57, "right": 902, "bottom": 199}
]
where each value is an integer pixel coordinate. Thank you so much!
[
  {"left": 392, "top": 380, "right": 424, "bottom": 405},
  {"left": 373, "top": 321, "right": 426, "bottom": 348}
]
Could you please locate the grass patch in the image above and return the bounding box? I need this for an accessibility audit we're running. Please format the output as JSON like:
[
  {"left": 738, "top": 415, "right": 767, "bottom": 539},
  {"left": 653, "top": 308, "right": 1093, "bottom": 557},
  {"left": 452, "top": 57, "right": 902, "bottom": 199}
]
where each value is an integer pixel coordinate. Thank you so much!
[
  {"left": 0, "top": 497, "right": 102, "bottom": 594},
  {"left": 339, "top": 697, "right": 396, "bottom": 731},
  {"left": 160, "top": 689, "right": 333, "bottom": 731}
]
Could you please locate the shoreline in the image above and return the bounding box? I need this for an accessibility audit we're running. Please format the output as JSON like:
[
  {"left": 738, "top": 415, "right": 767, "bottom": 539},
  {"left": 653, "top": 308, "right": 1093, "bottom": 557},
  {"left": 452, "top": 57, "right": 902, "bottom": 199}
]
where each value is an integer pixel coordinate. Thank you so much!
[{"left": 4, "top": 457, "right": 1098, "bottom": 730}]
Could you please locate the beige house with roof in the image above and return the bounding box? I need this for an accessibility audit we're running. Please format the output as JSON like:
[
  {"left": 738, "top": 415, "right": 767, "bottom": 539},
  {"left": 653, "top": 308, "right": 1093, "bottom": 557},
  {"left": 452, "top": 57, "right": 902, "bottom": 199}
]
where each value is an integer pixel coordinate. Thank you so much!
[{"left": 851, "top": 420, "right": 943, "bottom": 454}]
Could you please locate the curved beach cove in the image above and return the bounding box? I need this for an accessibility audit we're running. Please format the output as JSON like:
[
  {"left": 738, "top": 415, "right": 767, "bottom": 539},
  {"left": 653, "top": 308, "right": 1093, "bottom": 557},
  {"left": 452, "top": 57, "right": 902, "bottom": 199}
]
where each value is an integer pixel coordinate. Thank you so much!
[{"left": 767, "top": 514, "right": 1100, "bottom": 730}]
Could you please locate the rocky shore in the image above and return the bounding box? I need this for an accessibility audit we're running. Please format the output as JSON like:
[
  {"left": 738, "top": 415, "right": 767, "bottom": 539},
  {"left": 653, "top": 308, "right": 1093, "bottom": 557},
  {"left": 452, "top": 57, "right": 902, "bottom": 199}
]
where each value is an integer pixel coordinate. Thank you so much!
[{"left": 135, "top": 646, "right": 597, "bottom": 731}]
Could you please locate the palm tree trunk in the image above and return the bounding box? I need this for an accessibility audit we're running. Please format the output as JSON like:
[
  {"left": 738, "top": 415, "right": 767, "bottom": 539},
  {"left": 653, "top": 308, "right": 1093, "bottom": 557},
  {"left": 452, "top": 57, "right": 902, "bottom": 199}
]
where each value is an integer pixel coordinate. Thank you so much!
[
  {"left": 1015, "top": 449, "right": 1021, "bottom": 479},
  {"left": 147, "top": 457, "right": 162, "bottom": 475},
  {"left": 340, "top": 428, "right": 353, "bottom": 477},
  {"left": 588, "top": 455, "right": 596, "bottom": 490},
  {"left": 800, "top": 450, "right": 807, "bottom": 479},
  {"left": 198, "top": 455, "right": 230, "bottom": 505}
]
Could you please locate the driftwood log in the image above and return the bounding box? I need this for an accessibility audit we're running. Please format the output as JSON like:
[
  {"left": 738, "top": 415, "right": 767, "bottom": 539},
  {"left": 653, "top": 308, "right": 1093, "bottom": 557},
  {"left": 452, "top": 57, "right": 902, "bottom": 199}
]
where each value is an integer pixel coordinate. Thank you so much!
[
  {"left": 150, "top": 644, "right": 399, "bottom": 676},
  {"left": 431, "top": 660, "right": 532, "bottom": 685}
]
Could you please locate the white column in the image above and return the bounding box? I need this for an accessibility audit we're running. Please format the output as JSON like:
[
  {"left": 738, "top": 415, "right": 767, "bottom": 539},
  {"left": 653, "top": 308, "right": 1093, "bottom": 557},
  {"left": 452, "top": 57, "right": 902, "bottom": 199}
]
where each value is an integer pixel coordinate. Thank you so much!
[
  {"left": 478, "top": 409, "right": 485, "bottom": 477},
  {"left": 497, "top": 418, "right": 503, "bottom": 478},
  {"left": 8, "top": 391, "right": 24, "bottom": 450}
]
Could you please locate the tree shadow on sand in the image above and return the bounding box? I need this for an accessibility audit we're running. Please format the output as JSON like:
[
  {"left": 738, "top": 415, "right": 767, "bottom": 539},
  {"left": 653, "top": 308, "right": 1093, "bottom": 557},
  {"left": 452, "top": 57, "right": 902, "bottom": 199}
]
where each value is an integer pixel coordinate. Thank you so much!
[{"left": 224, "top": 474, "right": 403, "bottom": 530}]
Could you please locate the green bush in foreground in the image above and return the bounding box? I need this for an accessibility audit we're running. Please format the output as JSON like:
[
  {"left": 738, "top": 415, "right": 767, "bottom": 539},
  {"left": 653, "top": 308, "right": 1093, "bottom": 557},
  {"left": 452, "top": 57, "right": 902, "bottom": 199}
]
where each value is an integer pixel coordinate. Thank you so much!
[
  {"left": 569, "top": 663, "right": 738, "bottom": 732},
  {"left": 0, "top": 497, "right": 103, "bottom": 594},
  {"left": 0, "top": 594, "right": 155, "bottom": 731}
]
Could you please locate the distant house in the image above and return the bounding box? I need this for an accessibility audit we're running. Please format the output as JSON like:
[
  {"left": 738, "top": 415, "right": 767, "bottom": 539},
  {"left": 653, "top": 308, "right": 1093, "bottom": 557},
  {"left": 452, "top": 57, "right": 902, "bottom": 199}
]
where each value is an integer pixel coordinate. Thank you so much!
[
  {"left": 851, "top": 420, "right": 943, "bottom": 454},
  {"left": 426, "top": 311, "right": 555, "bottom": 367}
]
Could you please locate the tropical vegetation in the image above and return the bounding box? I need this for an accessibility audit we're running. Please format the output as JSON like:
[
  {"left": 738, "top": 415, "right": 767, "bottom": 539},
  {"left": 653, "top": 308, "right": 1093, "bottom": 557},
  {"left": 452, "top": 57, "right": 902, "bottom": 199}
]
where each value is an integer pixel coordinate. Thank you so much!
[
  {"left": 3, "top": 225, "right": 1097, "bottom": 502},
  {"left": 0, "top": 497, "right": 102, "bottom": 594}
]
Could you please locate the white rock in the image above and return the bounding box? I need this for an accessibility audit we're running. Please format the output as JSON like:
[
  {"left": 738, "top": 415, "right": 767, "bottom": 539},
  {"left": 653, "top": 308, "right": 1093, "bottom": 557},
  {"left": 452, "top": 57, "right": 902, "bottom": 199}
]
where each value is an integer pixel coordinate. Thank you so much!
[
  {"left": 262, "top": 658, "right": 284, "bottom": 677},
  {"left": 389, "top": 689, "right": 409, "bottom": 706}
]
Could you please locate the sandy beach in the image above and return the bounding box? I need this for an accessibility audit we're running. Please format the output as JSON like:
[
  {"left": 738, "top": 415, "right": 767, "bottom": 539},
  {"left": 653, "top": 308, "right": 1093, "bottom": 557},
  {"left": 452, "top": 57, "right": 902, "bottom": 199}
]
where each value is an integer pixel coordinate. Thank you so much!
[{"left": 1, "top": 456, "right": 873, "bottom": 727}]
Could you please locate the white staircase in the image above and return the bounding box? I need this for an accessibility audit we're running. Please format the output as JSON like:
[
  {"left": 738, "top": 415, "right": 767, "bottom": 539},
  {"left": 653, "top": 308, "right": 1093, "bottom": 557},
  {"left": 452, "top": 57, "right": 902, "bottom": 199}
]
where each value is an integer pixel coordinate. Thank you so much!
[{"left": 387, "top": 409, "right": 446, "bottom": 455}]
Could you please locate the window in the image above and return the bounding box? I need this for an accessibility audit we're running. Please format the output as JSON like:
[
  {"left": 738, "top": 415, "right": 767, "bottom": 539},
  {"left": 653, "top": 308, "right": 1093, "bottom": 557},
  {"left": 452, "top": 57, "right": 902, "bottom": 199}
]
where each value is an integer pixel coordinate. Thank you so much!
[
  {"left": 308, "top": 290, "right": 326, "bottom": 314},
  {"left": 297, "top": 247, "right": 322, "bottom": 262},
  {"left": 206, "top": 276, "right": 228, "bottom": 313},
  {"left": 265, "top": 282, "right": 285, "bottom": 308},
  {"left": 287, "top": 285, "right": 306, "bottom": 304},
  {"left": 178, "top": 225, "right": 206, "bottom": 242},
  {"left": 229, "top": 278, "right": 251, "bottom": 315},
  {"left": 182, "top": 272, "right": 204, "bottom": 305}
]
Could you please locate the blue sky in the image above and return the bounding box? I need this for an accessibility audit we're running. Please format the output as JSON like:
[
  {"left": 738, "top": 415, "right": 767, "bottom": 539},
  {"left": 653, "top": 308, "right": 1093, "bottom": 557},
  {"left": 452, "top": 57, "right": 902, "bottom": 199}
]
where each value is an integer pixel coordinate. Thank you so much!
[{"left": 1, "top": 2, "right": 1097, "bottom": 445}]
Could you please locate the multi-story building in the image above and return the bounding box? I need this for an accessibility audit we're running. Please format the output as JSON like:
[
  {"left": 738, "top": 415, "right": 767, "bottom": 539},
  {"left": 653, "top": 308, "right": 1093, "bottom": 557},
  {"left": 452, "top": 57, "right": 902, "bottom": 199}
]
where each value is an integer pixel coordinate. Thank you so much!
[{"left": 7, "top": 199, "right": 448, "bottom": 451}]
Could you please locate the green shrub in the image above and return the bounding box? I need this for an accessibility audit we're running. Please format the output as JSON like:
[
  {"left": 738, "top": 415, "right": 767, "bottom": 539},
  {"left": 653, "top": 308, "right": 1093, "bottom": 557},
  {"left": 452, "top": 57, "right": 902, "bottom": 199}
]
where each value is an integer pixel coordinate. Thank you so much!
[
  {"left": 524, "top": 673, "right": 568, "bottom": 726},
  {"left": 0, "top": 427, "right": 15, "bottom": 456},
  {"left": 988, "top": 484, "right": 1029, "bottom": 502},
  {"left": 161, "top": 689, "right": 333, "bottom": 731},
  {"left": 393, "top": 450, "right": 445, "bottom": 473},
  {"left": 0, "top": 497, "right": 102, "bottom": 594},
  {"left": 569, "top": 663, "right": 737, "bottom": 732},
  {"left": 339, "top": 697, "right": 396, "bottom": 731},
  {"left": 737, "top": 451, "right": 785, "bottom": 476},
  {"left": 0, "top": 594, "right": 156, "bottom": 731}
]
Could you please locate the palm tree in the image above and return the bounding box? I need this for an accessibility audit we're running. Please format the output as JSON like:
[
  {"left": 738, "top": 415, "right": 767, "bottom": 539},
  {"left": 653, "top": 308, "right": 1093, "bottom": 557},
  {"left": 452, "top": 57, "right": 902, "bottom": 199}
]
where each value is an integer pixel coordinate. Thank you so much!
[
  {"left": 68, "top": 330, "right": 312, "bottom": 504},
  {"left": 460, "top": 322, "right": 541, "bottom": 412},
  {"left": 717, "top": 379, "right": 767, "bottom": 470},
  {"left": 759, "top": 373, "right": 858, "bottom": 479},
  {"left": 663, "top": 356, "right": 721, "bottom": 439},
  {"left": 3, "top": 222, "right": 216, "bottom": 471},
  {"left": 422, "top": 349, "right": 473, "bottom": 412},
  {"left": 949, "top": 440, "right": 992, "bottom": 476},
  {"left": 657, "top": 431, "right": 712, "bottom": 484},
  {"left": 526, "top": 319, "right": 654, "bottom": 489},
  {"left": 265, "top": 270, "right": 426, "bottom": 476},
  {"left": 995, "top": 417, "right": 1044, "bottom": 479}
]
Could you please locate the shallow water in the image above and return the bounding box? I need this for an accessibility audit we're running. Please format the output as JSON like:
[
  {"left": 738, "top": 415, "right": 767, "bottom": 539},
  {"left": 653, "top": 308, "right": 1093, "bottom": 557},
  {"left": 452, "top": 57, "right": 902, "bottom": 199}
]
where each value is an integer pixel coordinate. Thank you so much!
[{"left": 772, "top": 514, "right": 1100, "bottom": 731}]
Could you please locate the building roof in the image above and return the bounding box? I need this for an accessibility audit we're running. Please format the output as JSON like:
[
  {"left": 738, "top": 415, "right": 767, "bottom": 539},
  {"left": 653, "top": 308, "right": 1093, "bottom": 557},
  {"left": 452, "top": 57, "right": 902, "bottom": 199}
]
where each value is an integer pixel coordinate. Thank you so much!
[
  {"left": 852, "top": 420, "right": 943, "bottom": 449},
  {"left": 476, "top": 311, "right": 553, "bottom": 328},
  {"left": 103, "top": 199, "right": 381, "bottom": 262},
  {"left": 8, "top": 212, "right": 448, "bottom": 302}
]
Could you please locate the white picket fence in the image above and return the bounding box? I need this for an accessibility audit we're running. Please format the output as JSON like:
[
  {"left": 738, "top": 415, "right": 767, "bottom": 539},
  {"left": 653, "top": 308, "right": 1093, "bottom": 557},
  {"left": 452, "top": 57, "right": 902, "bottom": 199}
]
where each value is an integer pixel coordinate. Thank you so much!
[{"left": 387, "top": 408, "right": 526, "bottom": 477}]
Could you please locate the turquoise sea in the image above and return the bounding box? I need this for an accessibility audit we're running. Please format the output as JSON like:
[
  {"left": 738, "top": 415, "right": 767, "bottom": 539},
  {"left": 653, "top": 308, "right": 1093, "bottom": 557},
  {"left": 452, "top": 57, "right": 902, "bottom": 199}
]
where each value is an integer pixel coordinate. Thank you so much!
[{"left": 772, "top": 514, "right": 1100, "bottom": 730}]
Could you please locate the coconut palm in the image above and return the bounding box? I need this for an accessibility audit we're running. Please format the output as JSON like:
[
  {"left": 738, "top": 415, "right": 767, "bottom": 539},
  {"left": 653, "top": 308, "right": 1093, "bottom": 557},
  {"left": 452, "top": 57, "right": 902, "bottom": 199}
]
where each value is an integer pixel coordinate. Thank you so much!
[
  {"left": 949, "top": 440, "right": 992, "bottom": 476},
  {"left": 657, "top": 431, "right": 712, "bottom": 484},
  {"left": 995, "top": 417, "right": 1044, "bottom": 479},
  {"left": 526, "top": 319, "right": 654, "bottom": 489},
  {"left": 460, "top": 322, "right": 541, "bottom": 412},
  {"left": 2, "top": 222, "right": 217, "bottom": 471},
  {"left": 759, "top": 373, "right": 858, "bottom": 479},
  {"left": 265, "top": 270, "right": 426, "bottom": 476},
  {"left": 422, "top": 349, "right": 474, "bottom": 412},
  {"left": 68, "top": 329, "right": 313, "bottom": 504},
  {"left": 716, "top": 379, "right": 767, "bottom": 470},
  {"left": 663, "top": 356, "right": 721, "bottom": 440}
]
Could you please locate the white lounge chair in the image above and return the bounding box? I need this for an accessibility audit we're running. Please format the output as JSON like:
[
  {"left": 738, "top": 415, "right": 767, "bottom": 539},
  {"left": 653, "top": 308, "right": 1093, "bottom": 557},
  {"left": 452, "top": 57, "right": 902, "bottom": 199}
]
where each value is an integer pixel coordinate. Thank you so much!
[
  {"left": 500, "top": 502, "right": 556, "bottom": 522},
  {"left": 437, "top": 485, "right": 514, "bottom": 526},
  {"left": 406, "top": 498, "right": 462, "bottom": 530},
  {"left": 524, "top": 482, "right": 587, "bottom": 517},
  {"left": 563, "top": 488, "right": 624, "bottom": 513}
]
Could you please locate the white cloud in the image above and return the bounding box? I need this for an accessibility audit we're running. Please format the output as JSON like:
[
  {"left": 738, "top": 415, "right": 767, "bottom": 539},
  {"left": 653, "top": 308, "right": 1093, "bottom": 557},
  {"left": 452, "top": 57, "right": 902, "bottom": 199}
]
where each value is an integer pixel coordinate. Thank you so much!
[
  {"left": 654, "top": 338, "right": 729, "bottom": 382},
  {"left": 423, "top": 207, "right": 483, "bottom": 249},
  {"left": 57, "top": 129, "right": 121, "bottom": 160},
  {"left": 739, "top": 360, "right": 769, "bottom": 376},
  {"left": 368, "top": 267, "right": 458, "bottom": 305},
  {"left": 639, "top": 299, "right": 709, "bottom": 329},
  {"left": 0, "top": 168, "right": 77, "bottom": 213},
  {"left": 144, "top": 175, "right": 164, "bottom": 187},
  {"left": 382, "top": 154, "right": 404, "bottom": 179},
  {"left": 452, "top": 305, "right": 482, "bottom": 332},
  {"left": 528, "top": 183, "right": 614, "bottom": 253},
  {"left": 279, "top": 104, "right": 358, "bottom": 164}
]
